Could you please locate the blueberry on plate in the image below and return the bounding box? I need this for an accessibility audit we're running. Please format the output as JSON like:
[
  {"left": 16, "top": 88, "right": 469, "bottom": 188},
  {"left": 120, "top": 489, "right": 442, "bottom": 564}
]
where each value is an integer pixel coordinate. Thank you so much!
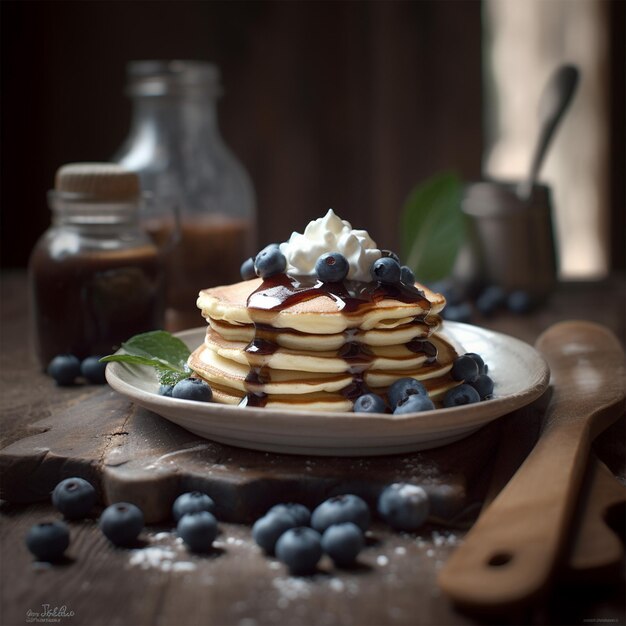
[
  {"left": 353, "top": 393, "right": 386, "bottom": 414},
  {"left": 267, "top": 503, "right": 311, "bottom": 527},
  {"left": 370, "top": 257, "right": 401, "bottom": 285},
  {"left": 99, "top": 502, "right": 144, "bottom": 547},
  {"left": 311, "top": 494, "right": 370, "bottom": 533},
  {"left": 158, "top": 384, "right": 174, "bottom": 397},
  {"left": 321, "top": 522, "right": 364, "bottom": 568},
  {"left": 377, "top": 483, "right": 429, "bottom": 531},
  {"left": 252, "top": 511, "right": 298, "bottom": 555},
  {"left": 254, "top": 244, "right": 287, "bottom": 279},
  {"left": 171, "top": 378, "right": 213, "bottom": 402},
  {"left": 47, "top": 354, "right": 81, "bottom": 386},
  {"left": 275, "top": 527, "right": 323, "bottom": 576},
  {"left": 26, "top": 521, "right": 70, "bottom": 562},
  {"left": 443, "top": 384, "right": 481, "bottom": 408},
  {"left": 240, "top": 256, "right": 257, "bottom": 281},
  {"left": 315, "top": 252, "right": 349, "bottom": 283},
  {"left": 400, "top": 265, "right": 415, "bottom": 286},
  {"left": 51, "top": 477, "right": 97, "bottom": 520},
  {"left": 177, "top": 511, "right": 218, "bottom": 553},
  {"left": 471, "top": 374, "right": 495, "bottom": 400},
  {"left": 80, "top": 356, "right": 107, "bottom": 384},
  {"left": 451, "top": 355, "right": 480, "bottom": 383},
  {"left": 393, "top": 394, "right": 435, "bottom": 414},
  {"left": 387, "top": 377, "right": 428, "bottom": 409},
  {"left": 172, "top": 491, "right": 216, "bottom": 522},
  {"left": 464, "top": 352, "right": 486, "bottom": 375}
]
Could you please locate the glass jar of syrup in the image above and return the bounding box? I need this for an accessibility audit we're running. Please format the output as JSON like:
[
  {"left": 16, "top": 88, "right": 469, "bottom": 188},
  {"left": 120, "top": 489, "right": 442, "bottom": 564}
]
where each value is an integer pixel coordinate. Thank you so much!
[
  {"left": 28, "top": 163, "right": 166, "bottom": 368},
  {"left": 113, "top": 60, "right": 256, "bottom": 331}
]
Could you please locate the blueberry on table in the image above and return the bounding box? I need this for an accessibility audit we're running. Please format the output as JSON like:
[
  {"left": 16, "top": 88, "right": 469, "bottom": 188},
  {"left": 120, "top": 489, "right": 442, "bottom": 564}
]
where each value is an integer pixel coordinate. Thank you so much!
[
  {"left": 26, "top": 521, "right": 70, "bottom": 562},
  {"left": 400, "top": 265, "right": 416, "bottom": 286},
  {"left": 393, "top": 394, "right": 435, "bottom": 414},
  {"left": 476, "top": 285, "right": 507, "bottom": 316},
  {"left": 471, "top": 374, "right": 495, "bottom": 400},
  {"left": 441, "top": 302, "right": 472, "bottom": 323},
  {"left": 275, "top": 527, "right": 323, "bottom": 576},
  {"left": 51, "top": 477, "right": 97, "bottom": 520},
  {"left": 370, "top": 257, "right": 401, "bottom": 285},
  {"left": 252, "top": 511, "right": 298, "bottom": 555},
  {"left": 311, "top": 494, "right": 370, "bottom": 533},
  {"left": 254, "top": 244, "right": 287, "bottom": 279},
  {"left": 240, "top": 257, "right": 256, "bottom": 281},
  {"left": 377, "top": 483, "right": 430, "bottom": 531},
  {"left": 172, "top": 491, "right": 216, "bottom": 522},
  {"left": 451, "top": 355, "right": 480, "bottom": 383},
  {"left": 99, "top": 502, "right": 144, "bottom": 547},
  {"left": 321, "top": 522, "right": 364, "bottom": 568},
  {"left": 47, "top": 354, "right": 81, "bottom": 386},
  {"left": 315, "top": 252, "right": 349, "bottom": 283},
  {"left": 80, "top": 356, "right": 107, "bottom": 384},
  {"left": 353, "top": 393, "right": 386, "bottom": 414},
  {"left": 267, "top": 503, "right": 311, "bottom": 527},
  {"left": 443, "top": 384, "right": 481, "bottom": 408},
  {"left": 172, "top": 378, "right": 213, "bottom": 402},
  {"left": 507, "top": 290, "right": 533, "bottom": 314},
  {"left": 388, "top": 377, "right": 428, "bottom": 409},
  {"left": 177, "top": 511, "right": 218, "bottom": 553}
]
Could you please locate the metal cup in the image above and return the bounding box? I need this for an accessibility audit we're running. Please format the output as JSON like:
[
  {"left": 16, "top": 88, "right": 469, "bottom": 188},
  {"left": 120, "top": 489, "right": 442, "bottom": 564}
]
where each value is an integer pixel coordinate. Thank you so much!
[{"left": 459, "top": 180, "right": 558, "bottom": 299}]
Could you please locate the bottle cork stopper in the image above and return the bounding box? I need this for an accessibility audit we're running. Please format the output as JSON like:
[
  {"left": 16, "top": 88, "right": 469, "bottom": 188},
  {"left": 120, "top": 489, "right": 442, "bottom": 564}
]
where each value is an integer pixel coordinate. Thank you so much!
[{"left": 55, "top": 163, "right": 140, "bottom": 202}]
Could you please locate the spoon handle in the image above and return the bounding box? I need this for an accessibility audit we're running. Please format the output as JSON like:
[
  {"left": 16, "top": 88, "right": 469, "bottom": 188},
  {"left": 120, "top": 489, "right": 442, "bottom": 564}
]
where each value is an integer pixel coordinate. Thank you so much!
[{"left": 518, "top": 65, "right": 580, "bottom": 202}]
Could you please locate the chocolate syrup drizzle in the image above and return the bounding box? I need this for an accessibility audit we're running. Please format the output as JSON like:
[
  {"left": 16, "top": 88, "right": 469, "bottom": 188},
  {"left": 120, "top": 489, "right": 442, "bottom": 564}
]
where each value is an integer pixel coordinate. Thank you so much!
[{"left": 238, "top": 273, "right": 437, "bottom": 409}]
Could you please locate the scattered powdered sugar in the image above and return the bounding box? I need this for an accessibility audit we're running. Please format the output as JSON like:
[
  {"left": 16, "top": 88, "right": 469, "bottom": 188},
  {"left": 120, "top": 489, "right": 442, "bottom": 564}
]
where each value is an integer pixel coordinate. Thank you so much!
[
  {"left": 127, "top": 531, "right": 197, "bottom": 573},
  {"left": 272, "top": 577, "right": 313, "bottom": 604},
  {"left": 376, "top": 555, "right": 389, "bottom": 566}
]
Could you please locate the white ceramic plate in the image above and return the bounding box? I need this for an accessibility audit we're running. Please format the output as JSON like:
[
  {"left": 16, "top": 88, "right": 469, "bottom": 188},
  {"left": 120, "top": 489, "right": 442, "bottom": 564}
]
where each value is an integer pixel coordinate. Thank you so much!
[{"left": 105, "top": 322, "right": 549, "bottom": 456}]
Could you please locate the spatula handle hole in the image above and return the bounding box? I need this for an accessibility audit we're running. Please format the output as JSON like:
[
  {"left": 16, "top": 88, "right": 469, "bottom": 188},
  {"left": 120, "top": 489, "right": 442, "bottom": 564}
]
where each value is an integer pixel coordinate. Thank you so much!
[{"left": 488, "top": 552, "right": 513, "bottom": 567}]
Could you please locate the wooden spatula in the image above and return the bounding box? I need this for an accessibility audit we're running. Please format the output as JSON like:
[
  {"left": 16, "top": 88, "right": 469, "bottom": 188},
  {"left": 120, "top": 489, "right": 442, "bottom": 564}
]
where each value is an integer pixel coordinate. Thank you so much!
[{"left": 437, "top": 320, "right": 625, "bottom": 610}]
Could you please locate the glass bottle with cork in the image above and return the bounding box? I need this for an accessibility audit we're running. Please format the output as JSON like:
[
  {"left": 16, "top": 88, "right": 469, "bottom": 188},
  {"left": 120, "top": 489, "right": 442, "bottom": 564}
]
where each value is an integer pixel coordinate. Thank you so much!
[
  {"left": 28, "top": 163, "right": 166, "bottom": 368},
  {"left": 114, "top": 60, "right": 256, "bottom": 331}
]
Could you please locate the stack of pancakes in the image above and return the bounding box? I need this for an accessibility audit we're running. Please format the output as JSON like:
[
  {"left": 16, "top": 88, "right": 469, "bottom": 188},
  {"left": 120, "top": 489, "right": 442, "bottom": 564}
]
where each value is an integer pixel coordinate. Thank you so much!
[{"left": 188, "top": 275, "right": 461, "bottom": 412}]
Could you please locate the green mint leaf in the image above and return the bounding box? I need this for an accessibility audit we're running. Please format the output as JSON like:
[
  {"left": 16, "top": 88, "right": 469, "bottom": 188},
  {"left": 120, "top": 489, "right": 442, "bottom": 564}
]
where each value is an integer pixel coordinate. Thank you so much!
[
  {"left": 400, "top": 171, "right": 464, "bottom": 283},
  {"left": 100, "top": 330, "right": 192, "bottom": 386}
]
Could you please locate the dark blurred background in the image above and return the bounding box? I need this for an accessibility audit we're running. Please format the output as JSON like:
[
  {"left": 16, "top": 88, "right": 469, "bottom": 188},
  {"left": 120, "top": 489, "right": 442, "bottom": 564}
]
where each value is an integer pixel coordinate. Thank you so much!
[{"left": 1, "top": 0, "right": 623, "bottom": 270}]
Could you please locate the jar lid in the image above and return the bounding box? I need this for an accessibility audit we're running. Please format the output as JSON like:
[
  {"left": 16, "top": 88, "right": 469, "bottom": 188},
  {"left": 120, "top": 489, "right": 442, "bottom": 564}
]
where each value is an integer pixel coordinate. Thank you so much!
[{"left": 55, "top": 163, "right": 141, "bottom": 202}]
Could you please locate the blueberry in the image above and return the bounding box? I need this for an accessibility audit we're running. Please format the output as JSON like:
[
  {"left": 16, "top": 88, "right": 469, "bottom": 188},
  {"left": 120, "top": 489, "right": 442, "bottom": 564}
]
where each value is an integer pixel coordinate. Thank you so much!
[
  {"left": 471, "top": 374, "right": 495, "bottom": 399},
  {"left": 172, "top": 491, "right": 216, "bottom": 522},
  {"left": 254, "top": 244, "right": 287, "bottom": 279},
  {"left": 321, "top": 522, "right": 364, "bottom": 568},
  {"left": 311, "top": 494, "right": 370, "bottom": 533},
  {"left": 441, "top": 302, "right": 472, "bottom": 323},
  {"left": 158, "top": 384, "right": 174, "bottom": 397},
  {"left": 315, "top": 252, "right": 349, "bottom": 283},
  {"left": 507, "top": 290, "right": 533, "bottom": 314},
  {"left": 388, "top": 377, "right": 428, "bottom": 409},
  {"left": 275, "top": 527, "right": 323, "bottom": 576},
  {"left": 252, "top": 511, "right": 297, "bottom": 555},
  {"left": 370, "top": 257, "right": 401, "bottom": 285},
  {"left": 353, "top": 393, "right": 386, "bottom": 414},
  {"left": 25, "top": 521, "right": 70, "bottom": 561},
  {"left": 177, "top": 511, "right": 218, "bottom": 553},
  {"left": 240, "top": 257, "right": 256, "bottom": 281},
  {"left": 476, "top": 285, "right": 507, "bottom": 316},
  {"left": 443, "top": 384, "right": 481, "bottom": 408},
  {"left": 380, "top": 250, "right": 401, "bottom": 263},
  {"left": 99, "top": 502, "right": 144, "bottom": 547},
  {"left": 267, "top": 503, "right": 311, "bottom": 527},
  {"left": 393, "top": 394, "right": 435, "bottom": 414},
  {"left": 465, "top": 352, "right": 486, "bottom": 375},
  {"left": 377, "top": 483, "right": 430, "bottom": 531},
  {"left": 51, "top": 477, "right": 97, "bottom": 520},
  {"left": 451, "top": 355, "right": 480, "bottom": 383},
  {"left": 400, "top": 265, "right": 415, "bottom": 286},
  {"left": 171, "top": 378, "right": 213, "bottom": 402},
  {"left": 47, "top": 354, "right": 81, "bottom": 386},
  {"left": 429, "top": 280, "right": 463, "bottom": 306}
]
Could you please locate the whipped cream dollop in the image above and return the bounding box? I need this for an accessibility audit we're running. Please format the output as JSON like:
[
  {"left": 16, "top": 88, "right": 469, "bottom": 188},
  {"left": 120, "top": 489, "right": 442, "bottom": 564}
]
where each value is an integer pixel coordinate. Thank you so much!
[{"left": 280, "top": 209, "right": 381, "bottom": 282}]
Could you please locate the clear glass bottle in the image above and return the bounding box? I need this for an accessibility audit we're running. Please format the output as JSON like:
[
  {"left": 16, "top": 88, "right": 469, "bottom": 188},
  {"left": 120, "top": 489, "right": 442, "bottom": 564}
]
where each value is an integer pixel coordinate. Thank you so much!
[
  {"left": 114, "top": 60, "right": 256, "bottom": 331},
  {"left": 28, "top": 163, "right": 165, "bottom": 368}
]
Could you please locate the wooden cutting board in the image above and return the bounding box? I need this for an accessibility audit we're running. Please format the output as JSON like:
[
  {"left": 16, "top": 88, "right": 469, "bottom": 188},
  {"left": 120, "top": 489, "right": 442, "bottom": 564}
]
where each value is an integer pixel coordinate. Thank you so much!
[{"left": 0, "top": 387, "right": 523, "bottom": 524}]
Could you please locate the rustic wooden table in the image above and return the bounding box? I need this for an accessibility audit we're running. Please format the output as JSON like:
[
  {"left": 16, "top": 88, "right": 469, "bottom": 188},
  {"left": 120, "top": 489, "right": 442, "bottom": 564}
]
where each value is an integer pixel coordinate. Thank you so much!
[{"left": 1, "top": 270, "right": 624, "bottom": 626}]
